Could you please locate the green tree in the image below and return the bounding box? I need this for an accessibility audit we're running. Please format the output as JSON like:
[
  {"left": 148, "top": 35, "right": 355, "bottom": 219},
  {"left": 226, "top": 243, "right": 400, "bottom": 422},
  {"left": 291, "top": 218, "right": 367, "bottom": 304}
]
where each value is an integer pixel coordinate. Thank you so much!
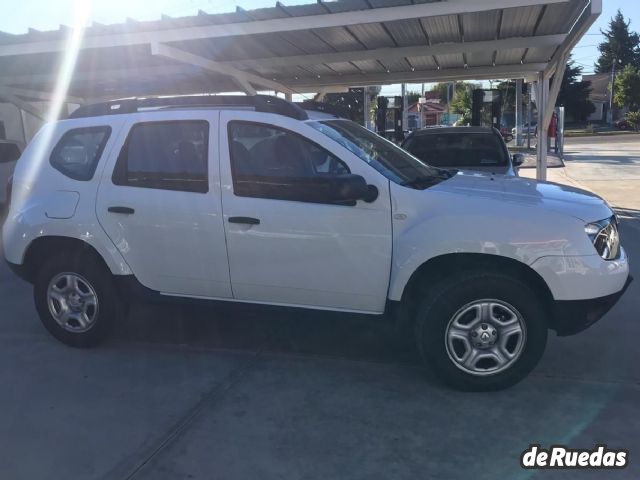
[
  {"left": 556, "top": 57, "right": 595, "bottom": 122},
  {"left": 406, "top": 91, "right": 421, "bottom": 105},
  {"left": 625, "top": 111, "right": 640, "bottom": 130},
  {"left": 496, "top": 80, "right": 516, "bottom": 111},
  {"left": 430, "top": 83, "right": 451, "bottom": 104},
  {"left": 595, "top": 9, "right": 640, "bottom": 73},
  {"left": 429, "top": 82, "right": 471, "bottom": 104},
  {"left": 323, "top": 88, "right": 366, "bottom": 123},
  {"left": 614, "top": 65, "right": 640, "bottom": 111},
  {"left": 450, "top": 86, "right": 472, "bottom": 124}
]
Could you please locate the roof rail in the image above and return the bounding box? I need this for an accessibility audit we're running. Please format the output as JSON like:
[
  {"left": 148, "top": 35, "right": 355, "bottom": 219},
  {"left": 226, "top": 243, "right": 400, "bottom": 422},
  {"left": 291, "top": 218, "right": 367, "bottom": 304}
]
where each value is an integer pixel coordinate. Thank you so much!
[
  {"left": 297, "top": 100, "right": 352, "bottom": 120},
  {"left": 68, "top": 95, "right": 309, "bottom": 120}
]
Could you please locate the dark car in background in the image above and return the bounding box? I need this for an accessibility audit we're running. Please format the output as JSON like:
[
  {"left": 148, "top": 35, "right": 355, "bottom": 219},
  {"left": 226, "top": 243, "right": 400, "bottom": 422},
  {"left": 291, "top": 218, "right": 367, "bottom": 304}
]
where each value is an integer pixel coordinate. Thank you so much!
[
  {"left": 401, "top": 126, "right": 524, "bottom": 176},
  {"left": 615, "top": 119, "right": 631, "bottom": 130},
  {"left": 0, "top": 140, "right": 23, "bottom": 210}
]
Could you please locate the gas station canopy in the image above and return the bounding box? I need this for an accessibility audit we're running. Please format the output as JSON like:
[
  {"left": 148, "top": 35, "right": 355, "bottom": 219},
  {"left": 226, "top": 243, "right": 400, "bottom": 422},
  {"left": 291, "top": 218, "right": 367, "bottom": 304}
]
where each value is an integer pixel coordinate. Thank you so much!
[
  {"left": 0, "top": 0, "right": 599, "bottom": 99},
  {"left": 0, "top": 0, "right": 600, "bottom": 179}
]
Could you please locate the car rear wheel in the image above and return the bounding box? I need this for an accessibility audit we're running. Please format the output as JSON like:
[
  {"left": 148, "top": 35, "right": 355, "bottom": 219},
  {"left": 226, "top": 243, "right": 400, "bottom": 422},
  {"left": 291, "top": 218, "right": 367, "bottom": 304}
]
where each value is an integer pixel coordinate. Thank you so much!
[
  {"left": 34, "top": 253, "right": 123, "bottom": 347},
  {"left": 415, "top": 272, "right": 548, "bottom": 391}
]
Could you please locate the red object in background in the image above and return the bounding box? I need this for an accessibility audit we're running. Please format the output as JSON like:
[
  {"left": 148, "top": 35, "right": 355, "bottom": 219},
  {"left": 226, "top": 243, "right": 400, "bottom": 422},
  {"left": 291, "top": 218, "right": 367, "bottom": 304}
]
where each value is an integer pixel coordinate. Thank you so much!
[
  {"left": 548, "top": 112, "right": 558, "bottom": 138},
  {"left": 615, "top": 119, "right": 630, "bottom": 130}
]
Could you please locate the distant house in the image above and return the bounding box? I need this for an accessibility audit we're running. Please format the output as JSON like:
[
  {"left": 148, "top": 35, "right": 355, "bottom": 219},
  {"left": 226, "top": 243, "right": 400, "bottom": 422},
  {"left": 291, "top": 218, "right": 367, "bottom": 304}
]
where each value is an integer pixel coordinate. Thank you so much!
[
  {"left": 408, "top": 99, "right": 447, "bottom": 127},
  {"left": 582, "top": 73, "right": 609, "bottom": 122}
]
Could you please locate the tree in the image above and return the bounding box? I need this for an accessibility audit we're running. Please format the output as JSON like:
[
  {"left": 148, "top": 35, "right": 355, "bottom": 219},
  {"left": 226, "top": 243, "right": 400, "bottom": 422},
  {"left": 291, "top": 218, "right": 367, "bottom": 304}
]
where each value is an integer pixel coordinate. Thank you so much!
[
  {"left": 430, "top": 83, "right": 452, "bottom": 104},
  {"left": 406, "top": 91, "right": 421, "bottom": 105},
  {"left": 556, "top": 57, "right": 595, "bottom": 122},
  {"left": 625, "top": 111, "right": 640, "bottom": 130},
  {"left": 429, "top": 82, "right": 471, "bottom": 104},
  {"left": 450, "top": 85, "right": 472, "bottom": 124},
  {"left": 595, "top": 10, "right": 640, "bottom": 73},
  {"left": 323, "top": 88, "right": 366, "bottom": 123},
  {"left": 614, "top": 65, "right": 640, "bottom": 111},
  {"left": 496, "top": 80, "right": 516, "bottom": 111}
]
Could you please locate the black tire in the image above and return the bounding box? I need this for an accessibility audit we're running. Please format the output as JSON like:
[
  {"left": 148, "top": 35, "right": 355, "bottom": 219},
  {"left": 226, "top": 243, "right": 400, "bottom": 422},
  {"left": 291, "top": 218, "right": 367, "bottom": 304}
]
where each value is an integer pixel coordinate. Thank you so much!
[
  {"left": 34, "top": 252, "right": 123, "bottom": 347},
  {"left": 415, "top": 272, "right": 548, "bottom": 391}
]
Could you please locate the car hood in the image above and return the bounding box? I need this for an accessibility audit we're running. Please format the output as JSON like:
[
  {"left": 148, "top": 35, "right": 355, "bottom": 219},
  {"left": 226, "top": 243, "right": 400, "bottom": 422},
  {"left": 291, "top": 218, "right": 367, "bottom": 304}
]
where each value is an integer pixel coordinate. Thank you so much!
[{"left": 431, "top": 170, "right": 612, "bottom": 222}]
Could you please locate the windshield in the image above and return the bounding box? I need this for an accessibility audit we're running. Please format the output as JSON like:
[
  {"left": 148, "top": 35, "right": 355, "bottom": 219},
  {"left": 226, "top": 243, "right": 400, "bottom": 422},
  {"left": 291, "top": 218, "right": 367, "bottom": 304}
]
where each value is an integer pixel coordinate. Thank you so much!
[
  {"left": 307, "top": 119, "right": 444, "bottom": 186},
  {"left": 403, "top": 132, "right": 509, "bottom": 168}
]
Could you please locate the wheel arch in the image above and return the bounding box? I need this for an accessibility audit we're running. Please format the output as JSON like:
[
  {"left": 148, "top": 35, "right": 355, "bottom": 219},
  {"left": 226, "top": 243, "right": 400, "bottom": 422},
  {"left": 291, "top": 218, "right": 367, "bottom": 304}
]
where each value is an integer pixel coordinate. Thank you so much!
[
  {"left": 19, "top": 235, "right": 124, "bottom": 283},
  {"left": 391, "top": 253, "right": 554, "bottom": 333}
]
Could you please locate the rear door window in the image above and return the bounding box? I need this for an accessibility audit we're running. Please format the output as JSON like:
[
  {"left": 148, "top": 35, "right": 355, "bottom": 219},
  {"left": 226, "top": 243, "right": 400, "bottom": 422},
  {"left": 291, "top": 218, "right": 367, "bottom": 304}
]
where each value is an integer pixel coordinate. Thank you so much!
[
  {"left": 50, "top": 126, "right": 111, "bottom": 181},
  {"left": 112, "top": 121, "right": 209, "bottom": 193}
]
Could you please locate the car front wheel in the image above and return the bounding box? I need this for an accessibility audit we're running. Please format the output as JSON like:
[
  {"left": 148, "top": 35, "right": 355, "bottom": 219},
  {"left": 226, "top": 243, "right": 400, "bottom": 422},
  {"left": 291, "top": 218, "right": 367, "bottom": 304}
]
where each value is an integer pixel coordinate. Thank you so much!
[{"left": 415, "top": 272, "right": 548, "bottom": 391}]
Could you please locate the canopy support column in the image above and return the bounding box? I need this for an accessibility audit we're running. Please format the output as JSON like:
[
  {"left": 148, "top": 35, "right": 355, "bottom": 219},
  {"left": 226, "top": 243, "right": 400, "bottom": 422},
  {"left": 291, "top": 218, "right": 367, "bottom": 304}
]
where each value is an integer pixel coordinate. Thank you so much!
[
  {"left": 515, "top": 78, "right": 523, "bottom": 146},
  {"left": 535, "top": 72, "right": 549, "bottom": 181},
  {"left": 363, "top": 88, "right": 371, "bottom": 129},
  {"left": 401, "top": 83, "right": 408, "bottom": 133}
]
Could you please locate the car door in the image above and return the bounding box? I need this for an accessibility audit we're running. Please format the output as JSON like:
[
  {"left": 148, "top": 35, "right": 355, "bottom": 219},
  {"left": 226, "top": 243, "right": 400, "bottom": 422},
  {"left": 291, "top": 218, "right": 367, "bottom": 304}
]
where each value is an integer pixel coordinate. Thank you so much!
[
  {"left": 219, "top": 111, "right": 392, "bottom": 314},
  {"left": 96, "top": 110, "right": 232, "bottom": 298}
]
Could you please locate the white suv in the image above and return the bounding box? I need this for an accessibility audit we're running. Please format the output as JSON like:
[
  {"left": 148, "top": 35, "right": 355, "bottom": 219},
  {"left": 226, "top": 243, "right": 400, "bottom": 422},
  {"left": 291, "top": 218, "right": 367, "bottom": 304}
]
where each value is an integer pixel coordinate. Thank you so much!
[{"left": 2, "top": 95, "right": 631, "bottom": 390}]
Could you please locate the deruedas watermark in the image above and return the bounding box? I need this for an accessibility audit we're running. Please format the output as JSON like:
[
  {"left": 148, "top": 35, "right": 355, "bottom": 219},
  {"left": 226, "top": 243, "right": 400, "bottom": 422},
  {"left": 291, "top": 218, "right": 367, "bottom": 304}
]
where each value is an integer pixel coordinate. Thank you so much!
[{"left": 520, "top": 444, "right": 628, "bottom": 469}]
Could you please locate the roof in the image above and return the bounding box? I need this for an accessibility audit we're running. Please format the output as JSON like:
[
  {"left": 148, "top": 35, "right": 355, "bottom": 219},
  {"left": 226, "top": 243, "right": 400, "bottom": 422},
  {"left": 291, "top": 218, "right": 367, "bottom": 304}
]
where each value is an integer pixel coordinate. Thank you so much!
[
  {"left": 0, "top": 0, "right": 601, "bottom": 102},
  {"left": 582, "top": 73, "right": 609, "bottom": 103},
  {"left": 409, "top": 126, "right": 497, "bottom": 134},
  {"left": 408, "top": 102, "right": 446, "bottom": 112}
]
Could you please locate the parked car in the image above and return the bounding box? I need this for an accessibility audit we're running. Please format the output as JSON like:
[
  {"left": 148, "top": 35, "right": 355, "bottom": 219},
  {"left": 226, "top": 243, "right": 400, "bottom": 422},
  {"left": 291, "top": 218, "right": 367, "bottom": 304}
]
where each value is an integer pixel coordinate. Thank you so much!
[
  {"left": 614, "top": 119, "right": 631, "bottom": 130},
  {"left": 3, "top": 95, "right": 631, "bottom": 391},
  {"left": 512, "top": 122, "right": 537, "bottom": 137},
  {"left": 401, "top": 126, "right": 523, "bottom": 176},
  {"left": 0, "top": 140, "right": 23, "bottom": 209}
]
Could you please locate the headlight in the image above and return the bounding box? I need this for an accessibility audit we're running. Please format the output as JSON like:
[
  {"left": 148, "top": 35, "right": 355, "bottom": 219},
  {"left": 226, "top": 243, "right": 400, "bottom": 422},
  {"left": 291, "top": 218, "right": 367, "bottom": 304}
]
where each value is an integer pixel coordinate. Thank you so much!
[{"left": 585, "top": 216, "right": 620, "bottom": 260}]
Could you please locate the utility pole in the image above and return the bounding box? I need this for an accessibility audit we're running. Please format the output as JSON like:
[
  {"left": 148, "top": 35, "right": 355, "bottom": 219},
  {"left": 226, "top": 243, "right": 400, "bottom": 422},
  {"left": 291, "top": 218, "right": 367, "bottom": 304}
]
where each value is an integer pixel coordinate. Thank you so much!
[{"left": 608, "top": 57, "right": 617, "bottom": 125}]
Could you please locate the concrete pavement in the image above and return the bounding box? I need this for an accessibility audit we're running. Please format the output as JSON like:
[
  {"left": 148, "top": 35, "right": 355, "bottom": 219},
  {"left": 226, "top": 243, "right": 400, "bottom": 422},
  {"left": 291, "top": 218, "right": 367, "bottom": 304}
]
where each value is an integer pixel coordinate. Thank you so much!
[
  {"left": 520, "top": 134, "right": 640, "bottom": 212},
  {"left": 1, "top": 135, "right": 639, "bottom": 479}
]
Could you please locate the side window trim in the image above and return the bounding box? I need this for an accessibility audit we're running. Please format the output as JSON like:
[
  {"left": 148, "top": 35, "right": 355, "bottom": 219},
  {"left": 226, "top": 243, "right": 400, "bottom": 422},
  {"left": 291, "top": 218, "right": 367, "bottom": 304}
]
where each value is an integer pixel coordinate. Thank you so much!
[
  {"left": 112, "top": 120, "right": 210, "bottom": 194},
  {"left": 49, "top": 126, "right": 112, "bottom": 181},
  {"left": 227, "top": 120, "right": 351, "bottom": 205}
]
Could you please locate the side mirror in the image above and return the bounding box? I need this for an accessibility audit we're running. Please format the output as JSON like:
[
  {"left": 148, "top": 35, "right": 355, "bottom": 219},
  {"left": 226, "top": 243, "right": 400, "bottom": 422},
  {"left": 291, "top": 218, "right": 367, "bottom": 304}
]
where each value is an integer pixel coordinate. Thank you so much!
[
  {"left": 331, "top": 174, "right": 378, "bottom": 204},
  {"left": 512, "top": 153, "right": 525, "bottom": 167},
  {"left": 0, "top": 142, "right": 21, "bottom": 164}
]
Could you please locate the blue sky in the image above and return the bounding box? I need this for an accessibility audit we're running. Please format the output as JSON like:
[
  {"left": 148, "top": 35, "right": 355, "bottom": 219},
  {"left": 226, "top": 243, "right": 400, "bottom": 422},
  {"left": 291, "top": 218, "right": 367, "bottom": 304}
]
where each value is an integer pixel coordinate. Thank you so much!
[{"left": 1, "top": 0, "right": 638, "bottom": 95}]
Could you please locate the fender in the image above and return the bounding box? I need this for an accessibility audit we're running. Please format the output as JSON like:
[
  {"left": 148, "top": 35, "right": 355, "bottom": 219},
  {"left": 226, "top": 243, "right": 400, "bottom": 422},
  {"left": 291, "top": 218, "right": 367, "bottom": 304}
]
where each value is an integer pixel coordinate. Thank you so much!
[{"left": 386, "top": 182, "right": 595, "bottom": 301}]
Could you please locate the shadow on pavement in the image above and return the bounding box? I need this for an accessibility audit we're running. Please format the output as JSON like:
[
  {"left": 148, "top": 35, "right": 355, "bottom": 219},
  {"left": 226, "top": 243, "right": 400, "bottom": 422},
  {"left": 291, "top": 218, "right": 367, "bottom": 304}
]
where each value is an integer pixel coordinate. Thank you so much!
[{"left": 114, "top": 301, "right": 421, "bottom": 366}]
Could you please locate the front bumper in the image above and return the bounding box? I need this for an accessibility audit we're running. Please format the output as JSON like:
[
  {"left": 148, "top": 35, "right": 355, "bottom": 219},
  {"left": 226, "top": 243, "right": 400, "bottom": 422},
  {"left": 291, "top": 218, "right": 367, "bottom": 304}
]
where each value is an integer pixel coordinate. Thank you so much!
[{"left": 550, "top": 275, "right": 633, "bottom": 336}]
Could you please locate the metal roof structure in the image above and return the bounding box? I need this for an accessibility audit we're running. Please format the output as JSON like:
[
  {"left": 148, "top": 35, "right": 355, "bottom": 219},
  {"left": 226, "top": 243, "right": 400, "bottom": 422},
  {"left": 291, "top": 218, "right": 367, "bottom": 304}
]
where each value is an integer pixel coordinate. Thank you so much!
[
  {"left": 0, "top": 0, "right": 600, "bottom": 178},
  {"left": 0, "top": 0, "right": 599, "bottom": 97}
]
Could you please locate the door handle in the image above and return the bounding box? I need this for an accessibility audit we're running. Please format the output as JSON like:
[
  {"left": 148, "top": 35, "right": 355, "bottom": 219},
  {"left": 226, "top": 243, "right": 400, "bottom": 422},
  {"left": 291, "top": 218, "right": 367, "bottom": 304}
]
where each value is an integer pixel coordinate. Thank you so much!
[
  {"left": 228, "top": 216, "right": 260, "bottom": 225},
  {"left": 108, "top": 206, "right": 135, "bottom": 215}
]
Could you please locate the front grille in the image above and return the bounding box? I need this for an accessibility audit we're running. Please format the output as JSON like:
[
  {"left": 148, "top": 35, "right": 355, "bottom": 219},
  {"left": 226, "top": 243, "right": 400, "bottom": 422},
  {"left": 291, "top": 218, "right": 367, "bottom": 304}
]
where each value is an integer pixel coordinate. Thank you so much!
[{"left": 594, "top": 218, "right": 620, "bottom": 260}]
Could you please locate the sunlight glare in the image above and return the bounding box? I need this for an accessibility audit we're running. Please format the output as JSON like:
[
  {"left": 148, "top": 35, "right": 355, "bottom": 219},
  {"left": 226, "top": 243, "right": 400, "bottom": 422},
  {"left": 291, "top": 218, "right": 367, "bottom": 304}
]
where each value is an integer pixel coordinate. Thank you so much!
[{"left": 7, "top": 1, "right": 91, "bottom": 230}]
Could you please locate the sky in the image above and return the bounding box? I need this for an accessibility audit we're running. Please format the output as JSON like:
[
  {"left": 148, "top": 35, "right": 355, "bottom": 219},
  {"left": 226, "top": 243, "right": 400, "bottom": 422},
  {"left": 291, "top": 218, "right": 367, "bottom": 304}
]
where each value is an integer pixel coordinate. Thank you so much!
[{"left": 1, "top": 0, "right": 638, "bottom": 96}]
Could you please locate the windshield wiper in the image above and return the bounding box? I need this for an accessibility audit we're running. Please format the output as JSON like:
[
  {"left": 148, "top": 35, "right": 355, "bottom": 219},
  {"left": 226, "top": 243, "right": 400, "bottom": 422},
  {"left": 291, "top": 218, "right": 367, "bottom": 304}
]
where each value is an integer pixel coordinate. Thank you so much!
[
  {"left": 402, "top": 169, "right": 456, "bottom": 188},
  {"left": 401, "top": 176, "right": 439, "bottom": 188}
]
